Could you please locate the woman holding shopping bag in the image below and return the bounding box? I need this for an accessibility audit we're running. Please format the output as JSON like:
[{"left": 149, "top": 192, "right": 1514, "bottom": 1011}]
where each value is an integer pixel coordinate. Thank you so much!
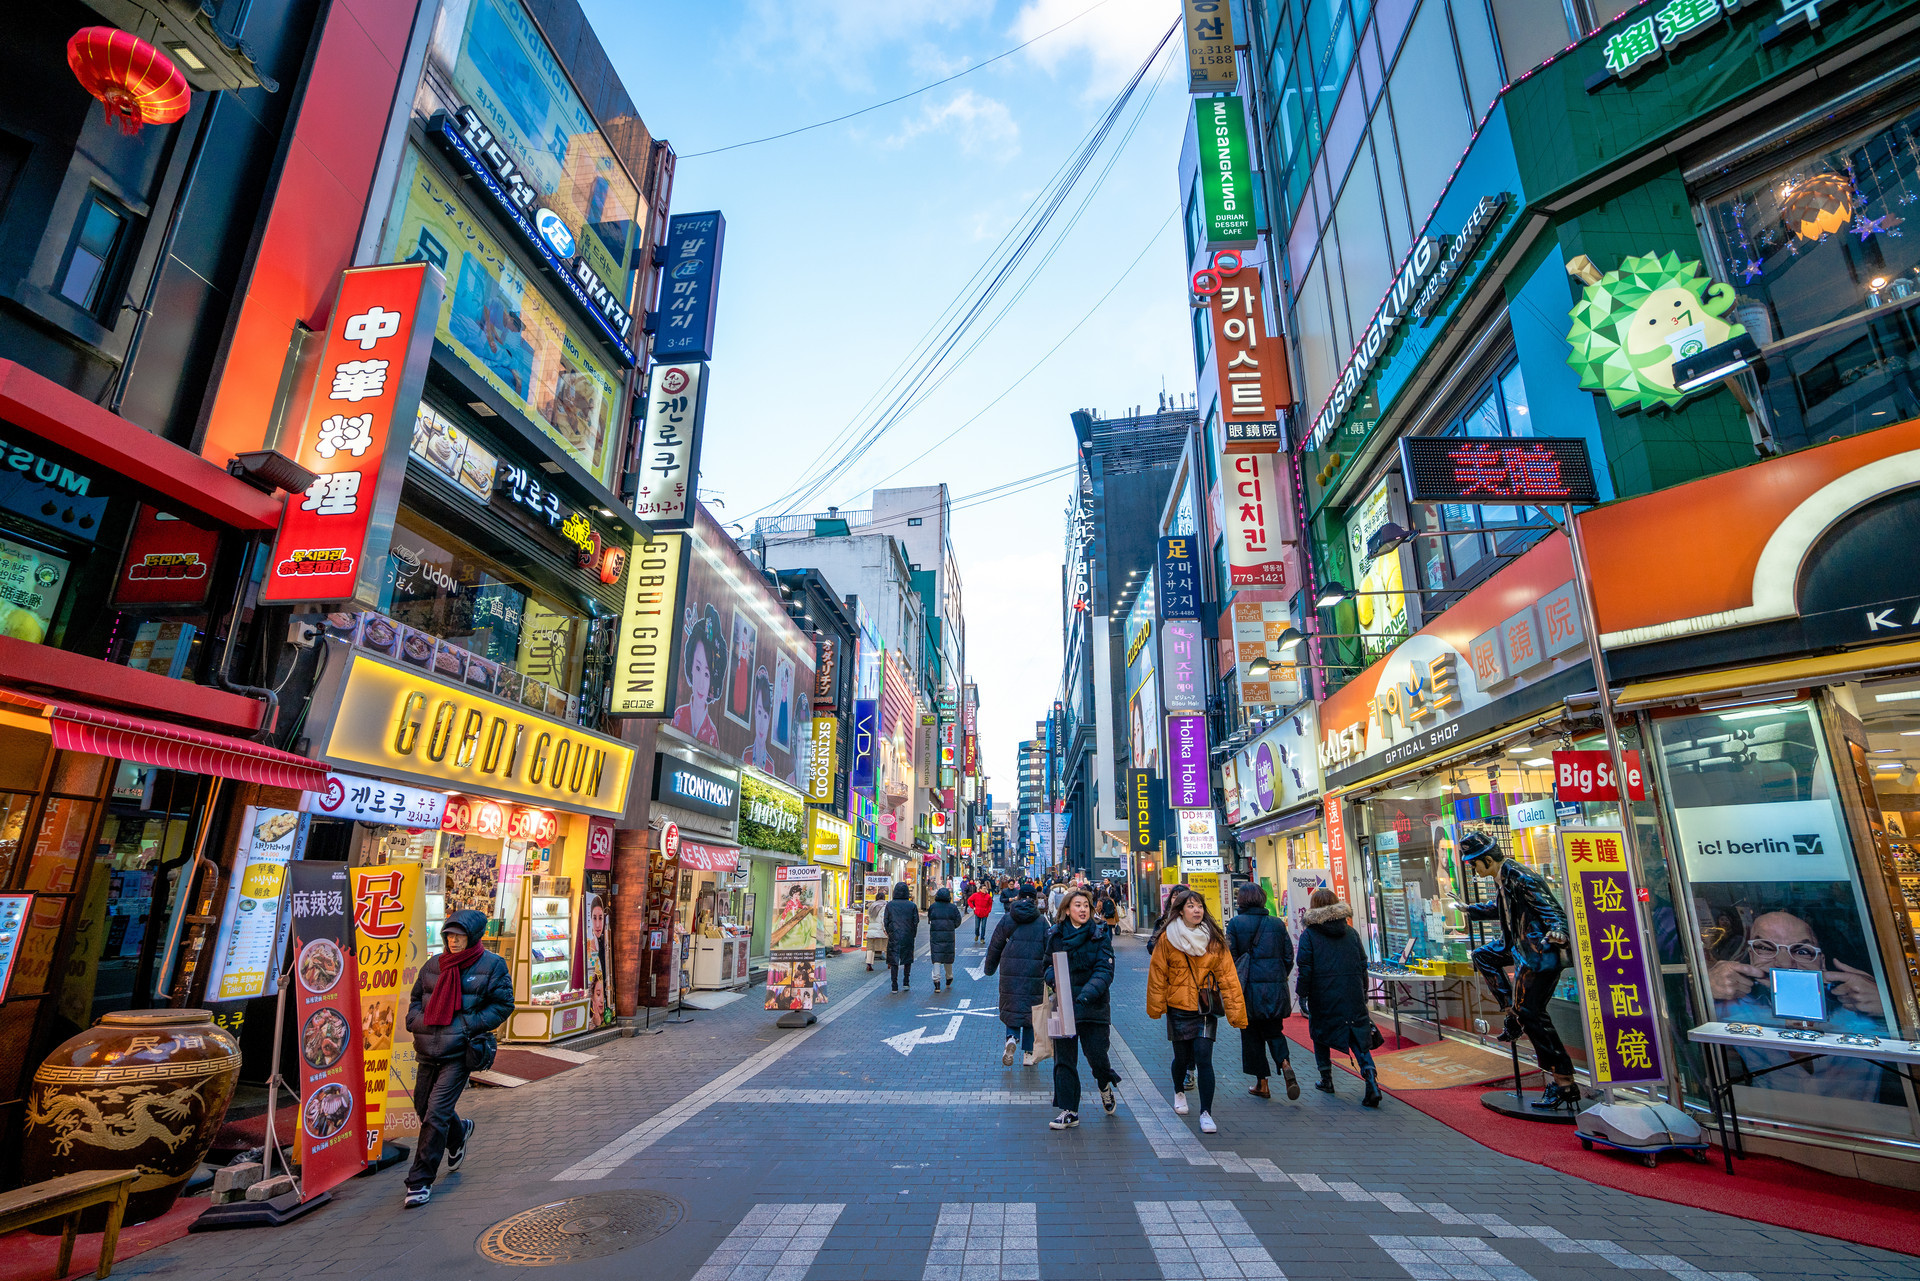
[
  {"left": 1146, "top": 887, "right": 1246, "bottom": 1134},
  {"left": 1227, "top": 882, "right": 1298, "bottom": 1100},
  {"left": 1043, "top": 887, "right": 1121, "bottom": 1130}
]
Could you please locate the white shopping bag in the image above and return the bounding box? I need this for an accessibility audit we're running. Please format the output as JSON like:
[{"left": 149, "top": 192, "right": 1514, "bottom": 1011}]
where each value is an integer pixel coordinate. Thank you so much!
[{"left": 1047, "top": 952, "right": 1076, "bottom": 1038}]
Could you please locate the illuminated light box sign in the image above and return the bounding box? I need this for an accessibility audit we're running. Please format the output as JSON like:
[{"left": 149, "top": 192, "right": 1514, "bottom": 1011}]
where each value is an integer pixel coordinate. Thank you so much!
[
  {"left": 1400, "top": 436, "right": 1600, "bottom": 506},
  {"left": 1194, "top": 96, "right": 1256, "bottom": 250}
]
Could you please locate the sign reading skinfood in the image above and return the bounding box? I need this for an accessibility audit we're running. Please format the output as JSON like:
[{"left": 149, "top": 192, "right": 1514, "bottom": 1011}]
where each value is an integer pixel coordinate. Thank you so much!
[
  {"left": 317, "top": 652, "right": 635, "bottom": 816},
  {"left": 1316, "top": 534, "right": 1589, "bottom": 787},
  {"left": 261, "top": 263, "right": 441, "bottom": 606}
]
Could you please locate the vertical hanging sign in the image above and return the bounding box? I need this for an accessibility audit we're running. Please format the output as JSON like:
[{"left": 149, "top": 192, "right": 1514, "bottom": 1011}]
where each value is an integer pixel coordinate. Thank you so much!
[
  {"left": 1560, "top": 828, "right": 1664, "bottom": 1085},
  {"left": 1224, "top": 453, "right": 1289, "bottom": 587},
  {"left": 651, "top": 211, "right": 725, "bottom": 362},
  {"left": 261, "top": 263, "right": 442, "bottom": 606},
  {"left": 632, "top": 362, "right": 708, "bottom": 528},
  {"left": 1182, "top": 0, "right": 1237, "bottom": 92},
  {"left": 1195, "top": 95, "right": 1256, "bottom": 250},
  {"left": 1211, "top": 265, "right": 1292, "bottom": 446},
  {"left": 289, "top": 862, "right": 368, "bottom": 1195},
  {"left": 610, "top": 533, "right": 689, "bottom": 716},
  {"left": 1324, "top": 796, "right": 1350, "bottom": 905}
]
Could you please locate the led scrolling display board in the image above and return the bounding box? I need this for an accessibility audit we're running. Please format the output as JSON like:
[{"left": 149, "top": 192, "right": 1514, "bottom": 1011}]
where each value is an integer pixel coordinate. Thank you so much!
[{"left": 1399, "top": 437, "right": 1600, "bottom": 507}]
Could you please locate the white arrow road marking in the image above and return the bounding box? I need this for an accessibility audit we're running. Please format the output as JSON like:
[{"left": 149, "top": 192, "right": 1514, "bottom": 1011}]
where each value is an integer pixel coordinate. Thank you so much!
[
  {"left": 965, "top": 965, "right": 986, "bottom": 981},
  {"left": 886, "top": 1015, "right": 964, "bottom": 1055}
]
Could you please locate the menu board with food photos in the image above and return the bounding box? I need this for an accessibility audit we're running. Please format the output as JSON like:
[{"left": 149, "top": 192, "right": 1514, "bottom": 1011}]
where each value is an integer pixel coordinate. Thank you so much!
[
  {"left": 205, "top": 807, "right": 307, "bottom": 1001},
  {"left": 289, "top": 861, "right": 367, "bottom": 1195},
  {"left": 0, "top": 533, "right": 69, "bottom": 645},
  {"left": 411, "top": 404, "right": 499, "bottom": 503}
]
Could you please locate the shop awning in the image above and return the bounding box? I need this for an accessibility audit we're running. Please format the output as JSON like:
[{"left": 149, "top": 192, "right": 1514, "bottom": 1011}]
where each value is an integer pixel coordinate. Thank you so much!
[
  {"left": 0, "top": 690, "right": 328, "bottom": 793},
  {"left": 678, "top": 840, "right": 740, "bottom": 872},
  {"left": 1614, "top": 639, "right": 1920, "bottom": 710},
  {"left": 1234, "top": 802, "right": 1323, "bottom": 843},
  {"left": 1326, "top": 708, "right": 1568, "bottom": 798}
]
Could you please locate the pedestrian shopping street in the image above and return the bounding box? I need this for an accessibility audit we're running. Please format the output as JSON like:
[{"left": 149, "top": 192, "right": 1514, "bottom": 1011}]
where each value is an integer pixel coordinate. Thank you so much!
[{"left": 112, "top": 921, "right": 1917, "bottom": 1281}]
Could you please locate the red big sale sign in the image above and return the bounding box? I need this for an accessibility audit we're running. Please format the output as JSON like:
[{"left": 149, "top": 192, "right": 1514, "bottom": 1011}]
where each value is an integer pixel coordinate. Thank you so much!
[{"left": 1552, "top": 750, "right": 1646, "bottom": 802}]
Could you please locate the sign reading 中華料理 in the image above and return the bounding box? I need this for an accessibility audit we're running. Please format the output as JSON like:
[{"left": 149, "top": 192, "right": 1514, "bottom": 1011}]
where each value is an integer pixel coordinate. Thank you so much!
[{"left": 1560, "top": 829, "right": 1663, "bottom": 1086}]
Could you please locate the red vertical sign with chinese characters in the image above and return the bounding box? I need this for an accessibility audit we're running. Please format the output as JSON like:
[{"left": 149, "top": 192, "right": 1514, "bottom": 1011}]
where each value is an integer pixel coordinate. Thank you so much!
[
  {"left": 261, "top": 263, "right": 443, "bottom": 606},
  {"left": 289, "top": 862, "right": 367, "bottom": 1195},
  {"left": 1210, "top": 264, "right": 1291, "bottom": 452},
  {"left": 1323, "top": 795, "right": 1350, "bottom": 906}
]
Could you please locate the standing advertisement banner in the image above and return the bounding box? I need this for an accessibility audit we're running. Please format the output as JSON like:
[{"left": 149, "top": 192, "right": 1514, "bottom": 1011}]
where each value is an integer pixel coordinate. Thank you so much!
[
  {"left": 350, "top": 864, "right": 424, "bottom": 1159},
  {"left": 767, "top": 865, "right": 825, "bottom": 1010},
  {"left": 289, "top": 863, "right": 367, "bottom": 1194},
  {"left": 205, "top": 807, "right": 306, "bottom": 1001},
  {"left": 1559, "top": 829, "right": 1663, "bottom": 1086},
  {"left": 1284, "top": 868, "right": 1330, "bottom": 949}
]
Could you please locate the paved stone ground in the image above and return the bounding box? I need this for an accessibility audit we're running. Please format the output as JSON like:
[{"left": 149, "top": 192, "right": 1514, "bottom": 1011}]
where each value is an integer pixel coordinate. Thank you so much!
[{"left": 121, "top": 916, "right": 1920, "bottom": 1280}]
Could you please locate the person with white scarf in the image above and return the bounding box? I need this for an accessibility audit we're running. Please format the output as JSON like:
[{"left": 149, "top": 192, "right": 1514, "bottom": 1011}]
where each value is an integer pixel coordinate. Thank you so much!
[{"left": 1146, "top": 888, "right": 1247, "bottom": 1133}]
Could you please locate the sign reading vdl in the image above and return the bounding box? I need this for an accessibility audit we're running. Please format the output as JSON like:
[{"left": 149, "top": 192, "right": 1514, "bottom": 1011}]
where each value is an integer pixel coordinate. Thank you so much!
[{"left": 1400, "top": 437, "right": 1600, "bottom": 507}]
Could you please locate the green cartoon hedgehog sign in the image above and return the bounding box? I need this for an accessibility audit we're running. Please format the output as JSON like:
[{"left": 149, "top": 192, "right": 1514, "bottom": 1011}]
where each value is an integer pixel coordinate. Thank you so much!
[{"left": 1565, "top": 251, "right": 1746, "bottom": 413}]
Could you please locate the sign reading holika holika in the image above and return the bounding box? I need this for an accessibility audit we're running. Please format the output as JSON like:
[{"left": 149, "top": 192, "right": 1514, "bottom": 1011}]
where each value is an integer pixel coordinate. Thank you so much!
[
  {"left": 767, "top": 865, "right": 825, "bottom": 1011},
  {"left": 1560, "top": 829, "right": 1663, "bottom": 1086}
]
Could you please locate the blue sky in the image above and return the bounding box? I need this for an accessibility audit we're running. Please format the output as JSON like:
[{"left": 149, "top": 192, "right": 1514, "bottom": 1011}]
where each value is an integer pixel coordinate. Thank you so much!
[{"left": 588, "top": 0, "right": 1198, "bottom": 796}]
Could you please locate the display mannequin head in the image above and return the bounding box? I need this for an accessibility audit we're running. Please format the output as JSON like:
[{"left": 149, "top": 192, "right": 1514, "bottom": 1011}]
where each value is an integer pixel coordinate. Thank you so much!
[{"left": 1459, "top": 830, "right": 1504, "bottom": 877}]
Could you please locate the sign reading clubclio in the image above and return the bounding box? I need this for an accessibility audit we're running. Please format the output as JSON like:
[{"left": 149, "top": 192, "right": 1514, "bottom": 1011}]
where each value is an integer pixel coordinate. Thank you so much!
[{"left": 313, "top": 651, "right": 636, "bottom": 817}]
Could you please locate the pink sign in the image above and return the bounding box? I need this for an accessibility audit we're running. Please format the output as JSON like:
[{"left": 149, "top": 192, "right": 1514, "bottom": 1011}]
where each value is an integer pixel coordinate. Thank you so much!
[{"left": 678, "top": 840, "right": 740, "bottom": 872}]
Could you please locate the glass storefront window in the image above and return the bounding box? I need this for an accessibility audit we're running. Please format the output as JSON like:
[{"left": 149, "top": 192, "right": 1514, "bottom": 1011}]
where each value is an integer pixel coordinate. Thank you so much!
[
  {"left": 1654, "top": 700, "right": 1912, "bottom": 1134},
  {"left": 1701, "top": 105, "right": 1920, "bottom": 455}
]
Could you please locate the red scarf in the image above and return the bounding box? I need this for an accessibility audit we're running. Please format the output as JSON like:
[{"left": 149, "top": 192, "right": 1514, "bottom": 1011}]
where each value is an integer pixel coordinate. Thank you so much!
[{"left": 423, "top": 942, "right": 484, "bottom": 1027}]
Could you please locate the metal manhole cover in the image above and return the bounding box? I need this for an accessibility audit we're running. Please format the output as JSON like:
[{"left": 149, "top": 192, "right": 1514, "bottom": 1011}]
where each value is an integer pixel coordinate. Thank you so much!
[{"left": 478, "top": 1191, "right": 684, "bottom": 1266}]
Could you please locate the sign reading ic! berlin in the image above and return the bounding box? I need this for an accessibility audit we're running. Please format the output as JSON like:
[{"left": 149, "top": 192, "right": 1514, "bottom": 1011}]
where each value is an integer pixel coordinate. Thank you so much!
[
  {"left": 262, "top": 263, "right": 442, "bottom": 606},
  {"left": 632, "top": 362, "right": 708, "bottom": 529}
]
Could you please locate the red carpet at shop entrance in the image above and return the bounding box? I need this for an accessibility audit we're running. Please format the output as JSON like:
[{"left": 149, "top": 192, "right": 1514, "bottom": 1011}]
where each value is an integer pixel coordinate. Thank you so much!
[
  {"left": 0, "top": 1194, "right": 207, "bottom": 1281},
  {"left": 1391, "top": 1079, "right": 1920, "bottom": 1256}
]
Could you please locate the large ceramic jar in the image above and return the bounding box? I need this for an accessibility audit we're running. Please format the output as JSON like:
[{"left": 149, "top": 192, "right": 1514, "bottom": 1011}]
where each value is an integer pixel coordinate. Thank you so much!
[{"left": 23, "top": 1009, "right": 242, "bottom": 1228}]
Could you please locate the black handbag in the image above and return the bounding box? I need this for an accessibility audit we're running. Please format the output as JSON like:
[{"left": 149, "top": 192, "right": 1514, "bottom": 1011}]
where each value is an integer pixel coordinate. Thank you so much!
[
  {"left": 1186, "top": 955, "right": 1227, "bottom": 1019},
  {"left": 465, "top": 1029, "right": 498, "bottom": 1072}
]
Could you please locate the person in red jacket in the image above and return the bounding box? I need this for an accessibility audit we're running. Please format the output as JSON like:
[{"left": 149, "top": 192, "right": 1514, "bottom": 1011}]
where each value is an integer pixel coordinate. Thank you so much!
[{"left": 967, "top": 884, "right": 996, "bottom": 943}]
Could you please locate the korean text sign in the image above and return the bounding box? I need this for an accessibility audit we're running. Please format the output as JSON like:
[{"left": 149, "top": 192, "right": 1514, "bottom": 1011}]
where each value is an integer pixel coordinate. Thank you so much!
[
  {"left": 1159, "top": 620, "right": 1205, "bottom": 713},
  {"left": 1224, "top": 453, "right": 1288, "bottom": 588},
  {"left": 1210, "top": 266, "right": 1291, "bottom": 439},
  {"left": 262, "top": 263, "right": 442, "bottom": 606},
  {"left": 350, "top": 864, "right": 424, "bottom": 1160},
  {"left": 1156, "top": 536, "right": 1200, "bottom": 620},
  {"left": 652, "top": 211, "right": 725, "bottom": 363},
  {"left": 1560, "top": 829, "right": 1663, "bottom": 1085},
  {"left": 1182, "top": 0, "right": 1236, "bottom": 91},
  {"left": 290, "top": 862, "right": 368, "bottom": 1195},
  {"left": 633, "top": 362, "right": 707, "bottom": 529}
]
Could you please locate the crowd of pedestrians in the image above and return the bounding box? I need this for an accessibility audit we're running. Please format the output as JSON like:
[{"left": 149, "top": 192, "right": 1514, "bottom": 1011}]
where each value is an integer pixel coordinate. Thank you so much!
[{"left": 884, "top": 869, "right": 1385, "bottom": 1134}]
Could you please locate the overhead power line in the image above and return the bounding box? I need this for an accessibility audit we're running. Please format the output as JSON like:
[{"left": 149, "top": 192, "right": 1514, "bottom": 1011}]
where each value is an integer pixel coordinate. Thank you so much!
[{"left": 680, "top": 0, "right": 1120, "bottom": 159}]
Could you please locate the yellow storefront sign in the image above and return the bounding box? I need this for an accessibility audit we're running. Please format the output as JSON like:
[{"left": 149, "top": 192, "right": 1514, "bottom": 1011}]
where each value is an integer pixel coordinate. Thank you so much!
[
  {"left": 808, "top": 809, "right": 853, "bottom": 867},
  {"left": 610, "top": 533, "right": 688, "bottom": 717},
  {"left": 320, "top": 653, "right": 635, "bottom": 816},
  {"left": 351, "top": 865, "right": 425, "bottom": 1159}
]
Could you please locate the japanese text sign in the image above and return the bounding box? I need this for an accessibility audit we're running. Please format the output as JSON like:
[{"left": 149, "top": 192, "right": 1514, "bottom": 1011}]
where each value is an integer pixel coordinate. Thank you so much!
[
  {"left": 1401, "top": 436, "right": 1600, "bottom": 506},
  {"left": 302, "top": 772, "right": 447, "bottom": 829},
  {"left": 350, "top": 864, "right": 423, "bottom": 1160},
  {"left": 633, "top": 362, "right": 707, "bottom": 529},
  {"left": 1195, "top": 95, "right": 1256, "bottom": 250},
  {"left": 1560, "top": 828, "right": 1663, "bottom": 1085},
  {"left": 290, "top": 861, "right": 368, "bottom": 1194},
  {"left": 1159, "top": 619, "right": 1205, "bottom": 713},
  {"left": 652, "top": 211, "right": 725, "bottom": 363},
  {"left": 1167, "top": 711, "right": 1211, "bottom": 809},
  {"left": 1210, "top": 266, "right": 1292, "bottom": 438},
  {"left": 1553, "top": 750, "right": 1647, "bottom": 802},
  {"left": 1156, "top": 536, "right": 1200, "bottom": 620},
  {"left": 1224, "top": 452, "right": 1289, "bottom": 588},
  {"left": 263, "top": 263, "right": 442, "bottom": 606},
  {"left": 1182, "top": 0, "right": 1237, "bottom": 92}
]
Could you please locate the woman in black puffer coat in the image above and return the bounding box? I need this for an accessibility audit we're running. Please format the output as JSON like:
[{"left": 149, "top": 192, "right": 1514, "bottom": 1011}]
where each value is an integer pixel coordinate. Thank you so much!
[
  {"left": 926, "top": 887, "right": 962, "bottom": 992},
  {"left": 1042, "top": 887, "right": 1121, "bottom": 1128},
  {"left": 984, "top": 891, "right": 1048, "bottom": 1065},
  {"left": 1294, "top": 888, "right": 1381, "bottom": 1107},
  {"left": 884, "top": 882, "right": 919, "bottom": 991},
  {"left": 1227, "top": 882, "right": 1297, "bottom": 1101}
]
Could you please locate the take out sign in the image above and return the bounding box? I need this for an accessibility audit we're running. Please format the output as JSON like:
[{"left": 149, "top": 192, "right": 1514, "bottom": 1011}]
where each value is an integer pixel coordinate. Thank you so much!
[{"left": 1553, "top": 749, "right": 1646, "bottom": 802}]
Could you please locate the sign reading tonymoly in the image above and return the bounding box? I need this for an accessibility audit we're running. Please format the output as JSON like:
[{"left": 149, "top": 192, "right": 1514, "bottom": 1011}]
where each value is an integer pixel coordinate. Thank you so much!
[
  {"left": 261, "top": 263, "right": 441, "bottom": 607},
  {"left": 632, "top": 363, "right": 707, "bottom": 529},
  {"left": 1195, "top": 96, "right": 1256, "bottom": 250},
  {"left": 610, "top": 533, "right": 689, "bottom": 717},
  {"left": 311, "top": 651, "right": 636, "bottom": 817}
]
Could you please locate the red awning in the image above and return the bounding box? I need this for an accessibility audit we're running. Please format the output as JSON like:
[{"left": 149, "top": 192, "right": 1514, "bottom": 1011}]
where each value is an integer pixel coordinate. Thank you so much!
[
  {"left": 678, "top": 840, "right": 740, "bottom": 872},
  {"left": 0, "top": 691, "right": 327, "bottom": 793}
]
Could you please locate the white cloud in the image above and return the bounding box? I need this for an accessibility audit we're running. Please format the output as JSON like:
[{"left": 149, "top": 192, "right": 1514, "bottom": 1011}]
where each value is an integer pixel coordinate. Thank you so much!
[
  {"left": 883, "top": 89, "right": 1019, "bottom": 154},
  {"left": 1010, "top": 0, "right": 1176, "bottom": 96},
  {"left": 741, "top": 0, "right": 996, "bottom": 90}
]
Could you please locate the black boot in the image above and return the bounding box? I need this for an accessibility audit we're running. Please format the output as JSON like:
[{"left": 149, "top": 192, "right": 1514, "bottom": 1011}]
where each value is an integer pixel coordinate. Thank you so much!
[
  {"left": 1362, "top": 1069, "right": 1382, "bottom": 1108},
  {"left": 1530, "top": 1083, "right": 1578, "bottom": 1110},
  {"left": 1496, "top": 1013, "right": 1522, "bottom": 1043},
  {"left": 1315, "top": 1069, "right": 1336, "bottom": 1094}
]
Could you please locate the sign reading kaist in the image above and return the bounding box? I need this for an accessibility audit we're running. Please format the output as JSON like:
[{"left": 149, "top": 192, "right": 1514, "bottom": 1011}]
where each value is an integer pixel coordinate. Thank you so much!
[{"left": 307, "top": 648, "right": 635, "bottom": 817}]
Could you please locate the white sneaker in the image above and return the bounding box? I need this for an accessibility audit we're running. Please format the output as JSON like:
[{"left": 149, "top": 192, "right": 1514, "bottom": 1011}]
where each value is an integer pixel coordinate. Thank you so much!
[
  {"left": 1199, "top": 1112, "right": 1217, "bottom": 1134},
  {"left": 1022, "top": 1052, "right": 1036, "bottom": 1066},
  {"left": 1003, "top": 1037, "right": 1017, "bottom": 1066},
  {"left": 1173, "top": 1091, "right": 1189, "bottom": 1115}
]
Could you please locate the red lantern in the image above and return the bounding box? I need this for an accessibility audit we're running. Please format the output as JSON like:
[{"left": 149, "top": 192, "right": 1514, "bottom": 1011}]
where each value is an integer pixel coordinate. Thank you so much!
[{"left": 67, "top": 27, "right": 191, "bottom": 136}]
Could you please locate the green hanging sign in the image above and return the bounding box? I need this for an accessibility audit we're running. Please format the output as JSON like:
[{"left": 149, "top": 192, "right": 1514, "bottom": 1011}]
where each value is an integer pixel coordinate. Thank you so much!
[{"left": 1195, "top": 95, "right": 1257, "bottom": 250}]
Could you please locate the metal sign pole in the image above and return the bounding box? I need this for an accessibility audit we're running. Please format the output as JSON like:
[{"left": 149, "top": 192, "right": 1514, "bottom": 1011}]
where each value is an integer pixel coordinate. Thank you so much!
[{"left": 1562, "top": 505, "right": 1684, "bottom": 1109}]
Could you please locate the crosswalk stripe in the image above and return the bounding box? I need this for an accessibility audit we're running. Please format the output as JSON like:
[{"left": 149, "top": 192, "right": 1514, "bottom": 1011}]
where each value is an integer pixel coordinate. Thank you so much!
[
  {"left": 1374, "top": 1234, "right": 1538, "bottom": 1281},
  {"left": 923, "top": 1202, "right": 1038, "bottom": 1281},
  {"left": 1136, "top": 1199, "right": 1286, "bottom": 1279},
  {"left": 692, "top": 1203, "right": 844, "bottom": 1281}
]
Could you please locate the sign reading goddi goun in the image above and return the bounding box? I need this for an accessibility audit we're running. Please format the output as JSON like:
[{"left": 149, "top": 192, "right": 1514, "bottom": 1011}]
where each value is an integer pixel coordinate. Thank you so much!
[
  {"left": 610, "top": 533, "right": 689, "bottom": 717},
  {"left": 319, "top": 653, "right": 634, "bottom": 817}
]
